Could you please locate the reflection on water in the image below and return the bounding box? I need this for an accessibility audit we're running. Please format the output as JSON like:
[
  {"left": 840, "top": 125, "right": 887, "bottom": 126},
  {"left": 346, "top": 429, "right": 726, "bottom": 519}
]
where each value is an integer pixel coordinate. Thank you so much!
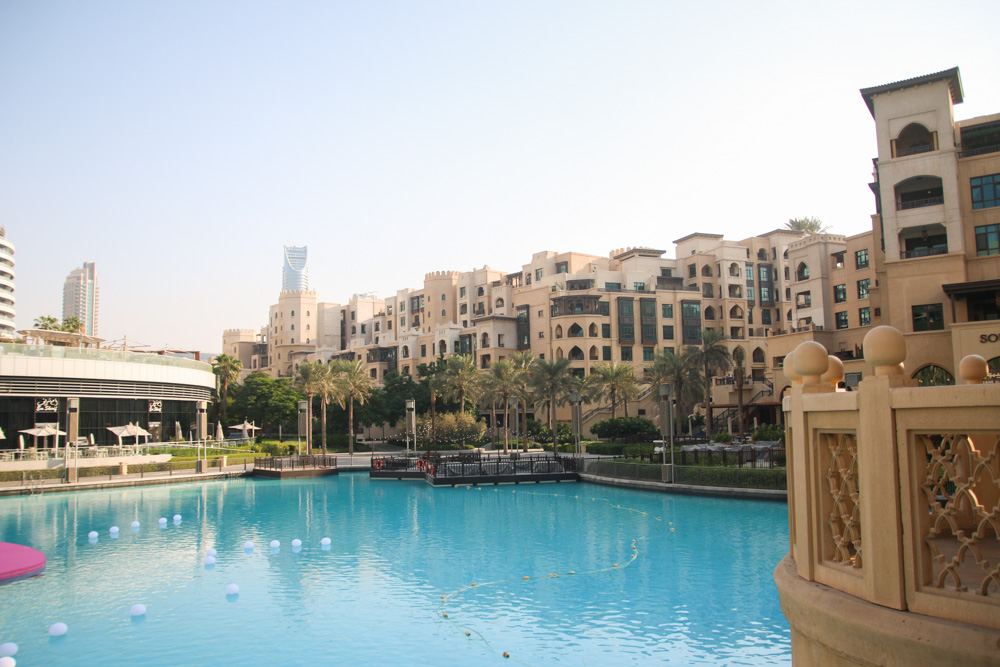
[{"left": 0, "top": 474, "right": 790, "bottom": 665}]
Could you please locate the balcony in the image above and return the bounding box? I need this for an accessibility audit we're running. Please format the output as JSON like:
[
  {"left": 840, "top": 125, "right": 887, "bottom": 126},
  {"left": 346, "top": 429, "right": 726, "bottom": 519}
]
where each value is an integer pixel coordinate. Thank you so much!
[
  {"left": 895, "top": 143, "right": 933, "bottom": 158},
  {"left": 901, "top": 245, "right": 948, "bottom": 259},
  {"left": 959, "top": 143, "right": 1000, "bottom": 158},
  {"left": 897, "top": 196, "right": 943, "bottom": 211}
]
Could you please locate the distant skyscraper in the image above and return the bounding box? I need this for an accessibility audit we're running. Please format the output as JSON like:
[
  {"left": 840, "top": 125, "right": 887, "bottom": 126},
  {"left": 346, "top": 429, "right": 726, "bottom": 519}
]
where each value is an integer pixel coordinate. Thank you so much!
[
  {"left": 63, "top": 261, "right": 99, "bottom": 335},
  {"left": 282, "top": 245, "right": 309, "bottom": 291},
  {"left": 0, "top": 227, "right": 15, "bottom": 339}
]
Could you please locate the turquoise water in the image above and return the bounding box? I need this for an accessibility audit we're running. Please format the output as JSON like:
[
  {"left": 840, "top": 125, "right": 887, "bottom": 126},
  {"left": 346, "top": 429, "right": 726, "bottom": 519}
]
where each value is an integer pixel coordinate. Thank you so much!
[{"left": 0, "top": 474, "right": 791, "bottom": 665}]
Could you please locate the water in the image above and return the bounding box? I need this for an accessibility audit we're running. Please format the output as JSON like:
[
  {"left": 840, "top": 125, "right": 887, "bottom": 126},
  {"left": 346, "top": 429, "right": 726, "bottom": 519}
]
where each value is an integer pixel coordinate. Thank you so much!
[{"left": 0, "top": 474, "right": 791, "bottom": 665}]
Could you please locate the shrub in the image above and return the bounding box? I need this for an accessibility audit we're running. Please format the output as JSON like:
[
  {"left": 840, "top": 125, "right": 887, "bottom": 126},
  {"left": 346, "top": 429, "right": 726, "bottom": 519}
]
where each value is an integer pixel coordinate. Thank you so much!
[
  {"left": 589, "top": 417, "right": 657, "bottom": 441},
  {"left": 712, "top": 431, "right": 733, "bottom": 444},
  {"left": 750, "top": 423, "right": 785, "bottom": 443}
]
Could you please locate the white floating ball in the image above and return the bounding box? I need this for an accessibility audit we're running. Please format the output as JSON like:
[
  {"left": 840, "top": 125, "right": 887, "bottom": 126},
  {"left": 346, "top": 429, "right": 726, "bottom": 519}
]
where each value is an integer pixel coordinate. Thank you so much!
[
  {"left": 49, "top": 622, "right": 68, "bottom": 637},
  {"left": 158, "top": 518, "right": 167, "bottom": 525},
  {"left": 320, "top": 537, "right": 331, "bottom": 546},
  {"left": 0, "top": 642, "right": 17, "bottom": 657},
  {"left": 130, "top": 604, "right": 146, "bottom": 617},
  {"left": 109, "top": 526, "right": 119, "bottom": 534},
  {"left": 130, "top": 521, "right": 140, "bottom": 528},
  {"left": 173, "top": 515, "right": 182, "bottom": 521},
  {"left": 0, "top": 656, "right": 15, "bottom": 667},
  {"left": 291, "top": 539, "right": 302, "bottom": 548},
  {"left": 243, "top": 541, "right": 254, "bottom": 550},
  {"left": 226, "top": 584, "right": 239, "bottom": 595},
  {"left": 87, "top": 531, "right": 98, "bottom": 539},
  {"left": 269, "top": 540, "right": 280, "bottom": 549},
  {"left": 206, "top": 548, "right": 217, "bottom": 557},
  {"left": 204, "top": 556, "right": 216, "bottom": 565}
]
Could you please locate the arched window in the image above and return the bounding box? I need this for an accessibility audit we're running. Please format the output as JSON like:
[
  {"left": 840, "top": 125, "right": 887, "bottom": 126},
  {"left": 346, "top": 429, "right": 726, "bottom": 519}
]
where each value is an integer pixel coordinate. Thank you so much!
[
  {"left": 728, "top": 284, "right": 742, "bottom": 298},
  {"left": 894, "top": 175, "right": 944, "bottom": 210},
  {"left": 588, "top": 323, "right": 598, "bottom": 337},
  {"left": 460, "top": 304, "right": 468, "bottom": 314},
  {"left": 989, "top": 356, "right": 1000, "bottom": 376},
  {"left": 569, "top": 346, "right": 584, "bottom": 361},
  {"left": 555, "top": 325, "right": 563, "bottom": 339},
  {"left": 589, "top": 345, "right": 599, "bottom": 360},
  {"left": 481, "top": 333, "right": 490, "bottom": 348},
  {"left": 729, "top": 305, "right": 744, "bottom": 319},
  {"left": 895, "top": 123, "right": 935, "bottom": 157},
  {"left": 402, "top": 346, "right": 409, "bottom": 358},
  {"left": 912, "top": 365, "right": 954, "bottom": 387},
  {"left": 556, "top": 347, "right": 564, "bottom": 359},
  {"left": 477, "top": 287, "right": 484, "bottom": 297},
  {"left": 752, "top": 347, "right": 765, "bottom": 364},
  {"left": 796, "top": 262, "right": 809, "bottom": 281},
  {"left": 291, "top": 338, "right": 294, "bottom": 344},
  {"left": 441, "top": 293, "right": 446, "bottom": 301},
  {"left": 453, "top": 341, "right": 460, "bottom": 354},
  {"left": 374, "top": 323, "right": 379, "bottom": 331},
  {"left": 351, "top": 326, "right": 357, "bottom": 334},
  {"left": 568, "top": 323, "right": 583, "bottom": 337},
  {"left": 495, "top": 298, "right": 504, "bottom": 309},
  {"left": 701, "top": 265, "right": 713, "bottom": 277},
  {"left": 729, "top": 262, "right": 740, "bottom": 277},
  {"left": 291, "top": 324, "right": 295, "bottom": 330},
  {"left": 704, "top": 306, "right": 716, "bottom": 320},
  {"left": 787, "top": 309, "right": 792, "bottom": 321},
  {"left": 438, "top": 340, "right": 447, "bottom": 356},
  {"left": 291, "top": 311, "right": 295, "bottom": 317}
]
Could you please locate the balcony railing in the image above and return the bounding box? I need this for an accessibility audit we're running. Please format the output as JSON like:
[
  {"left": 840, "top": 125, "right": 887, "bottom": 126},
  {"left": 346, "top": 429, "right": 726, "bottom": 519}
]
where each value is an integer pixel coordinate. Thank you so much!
[
  {"left": 958, "top": 143, "right": 1000, "bottom": 158},
  {"left": 897, "top": 196, "right": 944, "bottom": 210},
  {"left": 896, "top": 144, "right": 934, "bottom": 157},
  {"left": 901, "top": 246, "right": 948, "bottom": 259},
  {"left": 0, "top": 344, "right": 210, "bottom": 372}
]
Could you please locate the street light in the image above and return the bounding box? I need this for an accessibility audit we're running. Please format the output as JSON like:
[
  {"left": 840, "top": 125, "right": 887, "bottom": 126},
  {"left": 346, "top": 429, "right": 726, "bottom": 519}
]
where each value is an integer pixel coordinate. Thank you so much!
[
  {"left": 405, "top": 399, "right": 415, "bottom": 457},
  {"left": 659, "top": 383, "right": 675, "bottom": 482},
  {"left": 569, "top": 391, "right": 583, "bottom": 459},
  {"left": 509, "top": 397, "right": 519, "bottom": 453}
]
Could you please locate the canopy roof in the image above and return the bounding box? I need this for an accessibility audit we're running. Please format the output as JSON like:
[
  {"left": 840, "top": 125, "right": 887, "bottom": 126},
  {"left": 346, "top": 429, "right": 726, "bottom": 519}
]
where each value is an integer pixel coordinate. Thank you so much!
[{"left": 17, "top": 329, "right": 105, "bottom": 347}]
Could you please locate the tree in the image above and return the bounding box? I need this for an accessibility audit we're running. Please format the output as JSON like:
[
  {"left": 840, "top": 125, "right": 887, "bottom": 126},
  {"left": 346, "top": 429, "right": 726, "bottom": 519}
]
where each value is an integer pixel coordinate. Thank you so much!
[
  {"left": 530, "top": 358, "right": 577, "bottom": 454},
  {"left": 485, "top": 359, "right": 519, "bottom": 454},
  {"left": 293, "top": 361, "right": 326, "bottom": 452},
  {"left": 212, "top": 354, "right": 243, "bottom": 428},
  {"left": 587, "top": 361, "right": 641, "bottom": 420},
  {"left": 644, "top": 348, "right": 701, "bottom": 438},
  {"left": 733, "top": 347, "right": 747, "bottom": 438},
  {"left": 510, "top": 351, "right": 536, "bottom": 451},
  {"left": 33, "top": 315, "right": 59, "bottom": 330},
  {"left": 61, "top": 316, "right": 82, "bottom": 333},
  {"left": 687, "top": 329, "right": 732, "bottom": 434},
  {"left": 231, "top": 373, "right": 300, "bottom": 435},
  {"left": 785, "top": 217, "right": 829, "bottom": 235},
  {"left": 312, "top": 363, "right": 338, "bottom": 455},
  {"left": 331, "top": 359, "right": 375, "bottom": 455},
  {"left": 438, "top": 354, "right": 481, "bottom": 445}
]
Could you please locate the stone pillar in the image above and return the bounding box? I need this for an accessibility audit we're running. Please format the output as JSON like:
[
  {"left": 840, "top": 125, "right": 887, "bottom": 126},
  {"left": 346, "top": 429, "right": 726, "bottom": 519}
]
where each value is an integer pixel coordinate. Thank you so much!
[
  {"left": 297, "top": 401, "right": 309, "bottom": 453},
  {"left": 119, "top": 462, "right": 128, "bottom": 476},
  {"left": 67, "top": 398, "right": 80, "bottom": 446},
  {"left": 195, "top": 401, "right": 208, "bottom": 441},
  {"left": 219, "top": 455, "right": 228, "bottom": 469}
]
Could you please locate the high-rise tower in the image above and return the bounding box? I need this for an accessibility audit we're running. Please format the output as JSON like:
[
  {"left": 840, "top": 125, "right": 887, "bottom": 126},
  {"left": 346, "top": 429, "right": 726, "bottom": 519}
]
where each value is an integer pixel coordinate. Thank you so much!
[
  {"left": 282, "top": 245, "right": 308, "bottom": 291},
  {"left": 0, "top": 228, "right": 15, "bottom": 339},
  {"left": 63, "top": 261, "right": 99, "bottom": 335}
]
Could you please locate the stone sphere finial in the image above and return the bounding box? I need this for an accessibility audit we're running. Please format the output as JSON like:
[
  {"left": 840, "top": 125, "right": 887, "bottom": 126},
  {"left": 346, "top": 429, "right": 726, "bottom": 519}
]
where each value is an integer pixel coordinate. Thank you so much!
[
  {"left": 863, "top": 326, "right": 906, "bottom": 376},
  {"left": 822, "top": 355, "right": 845, "bottom": 387},
  {"left": 782, "top": 351, "right": 801, "bottom": 385},
  {"left": 959, "top": 354, "right": 988, "bottom": 385},
  {"left": 793, "top": 341, "right": 830, "bottom": 385}
]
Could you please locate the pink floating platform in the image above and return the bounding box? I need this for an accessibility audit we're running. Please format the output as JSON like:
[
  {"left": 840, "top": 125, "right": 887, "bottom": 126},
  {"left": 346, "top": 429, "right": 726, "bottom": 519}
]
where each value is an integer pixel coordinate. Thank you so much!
[{"left": 0, "top": 542, "right": 46, "bottom": 581}]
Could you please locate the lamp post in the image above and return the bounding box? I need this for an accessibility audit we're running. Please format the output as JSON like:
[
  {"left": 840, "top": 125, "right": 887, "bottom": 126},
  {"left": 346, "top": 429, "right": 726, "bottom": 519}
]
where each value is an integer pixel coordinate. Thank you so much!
[
  {"left": 569, "top": 391, "right": 583, "bottom": 459},
  {"left": 509, "top": 397, "right": 519, "bottom": 454},
  {"left": 405, "top": 399, "right": 415, "bottom": 457},
  {"left": 659, "top": 383, "right": 675, "bottom": 481}
]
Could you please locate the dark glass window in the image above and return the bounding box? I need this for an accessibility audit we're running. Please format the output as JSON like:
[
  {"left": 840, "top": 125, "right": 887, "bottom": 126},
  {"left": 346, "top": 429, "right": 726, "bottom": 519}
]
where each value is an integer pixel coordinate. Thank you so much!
[
  {"left": 661, "top": 304, "right": 673, "bottom": 318},
  {"left": 602, "top": 346, "right": 612, "bottom": 361},
  {"left": 556, "top": 261, "right": 568, "bottom": 274},
  {"left": 643, "top": 346, "right": 655, "bottom": 362},
  {"left": 620, "top": 347, "right": 633, "bottom": 361},
  {"left": 598, "top": 301, "right": 609, "bottom": 316},
  {"left": 604, "top": 282, "right": 621, "bottom": 290},
  {"left": 855, "top": 249, "right": 869, "bottom": 269},
  {"left": 859, "top": 307, "right": 871, "bottom": 326},
  {"left": 971, "top": 173, "right": 1000, "bottom": 210},
  {"left": 601, "top": 324, "right": 611, "bottom": 338},
  {"left": 857, "top": 278, "right": 870, "bottom": 300},
  {"left": 912, "top": 303, "right": 944, "bottom": 331},
  {"left": 835, "top": 311, "right": 849, "bottom": 329},
  {"left": 662, "top": 325, "right": 674, "bottom": 339},
  {"left": 761, "top": 309, "right": 772, "bottom": 325},
  {"left": 975, "top": 224, "right": 1000, "bottom": 256},
  {"left": 834, "top": 284, "right": 847, "bottom": 303},
  {"left": 681, "top": 303, "right": 700, "bottom": 318}
]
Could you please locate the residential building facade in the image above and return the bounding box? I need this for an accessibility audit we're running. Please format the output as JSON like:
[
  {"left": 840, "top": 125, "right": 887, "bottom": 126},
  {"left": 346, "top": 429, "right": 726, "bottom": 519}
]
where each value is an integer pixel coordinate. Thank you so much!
[
  {"left": 0, "top": 227, "right": 14, "bottom": 339},
  {"left": 62, "top": 261, "right": 98, "bottom": 335}
]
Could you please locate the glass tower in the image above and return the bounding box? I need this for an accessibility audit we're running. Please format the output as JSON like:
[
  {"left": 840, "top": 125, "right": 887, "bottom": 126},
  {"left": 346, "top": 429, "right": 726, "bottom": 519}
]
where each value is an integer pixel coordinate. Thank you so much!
[{"left": 282, "top": 245, "right": 309, "bottom": 291}]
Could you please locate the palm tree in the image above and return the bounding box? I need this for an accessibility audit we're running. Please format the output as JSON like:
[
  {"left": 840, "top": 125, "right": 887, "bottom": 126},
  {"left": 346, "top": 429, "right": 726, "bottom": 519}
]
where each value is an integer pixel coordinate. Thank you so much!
[
  {"left": 588, "top": 361, "right": 641, "bottom": 420},
  {"left": 61, "top": 316, "right": 82, "bottom": 333},
  {"left": 687, "top": 328, "right": 732, "bottom": 434},
  {"left": 212, "top": 354, "right": 243, "bottom": 428},
  {"left": 439, "top": 354, "right": 481, "bottom": 415},
  {"left": 644, "top": 348, "right": 701, "bottom": 438},
  {"left": 331, "top": 359, "right": 374, "bottom": 455},
  {"left": 485, "top": 359, "right": 519, "bottom": 454},
  {"left": 785, "top": 217, "right": 828, "bottom": 235},
  {"left": 311, "top": 363, "right": 338, "bottom": 456},
  {"left": 33, "top": 315, "right": 59, "bottom": 330},
  {"left": 530, "top": 358, "right": 576, "bottom": 454},
  {"left": 293, "top": 361, "right": 325, "bottom": 452},
  {"left": 510, "top": 351, "right": 536, "bottom": 451},
  {"left": 733, "top": 347, "right": 747, "bottom": 438}
]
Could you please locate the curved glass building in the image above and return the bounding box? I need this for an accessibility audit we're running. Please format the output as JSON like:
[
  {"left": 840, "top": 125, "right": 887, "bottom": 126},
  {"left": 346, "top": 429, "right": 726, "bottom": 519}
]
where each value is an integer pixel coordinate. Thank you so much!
[
  {"left": 282, "top": 245, "right": 308, "bottom": 291},
  {"left": 0, "top": 228, "right": 15, "bottom": 339}
]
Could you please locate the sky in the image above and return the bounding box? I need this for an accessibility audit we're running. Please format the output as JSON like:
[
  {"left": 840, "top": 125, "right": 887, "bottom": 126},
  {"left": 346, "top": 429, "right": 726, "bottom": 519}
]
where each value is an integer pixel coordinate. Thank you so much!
[{"left": 2, "top": 0, "right": 999, "bottom": 354}]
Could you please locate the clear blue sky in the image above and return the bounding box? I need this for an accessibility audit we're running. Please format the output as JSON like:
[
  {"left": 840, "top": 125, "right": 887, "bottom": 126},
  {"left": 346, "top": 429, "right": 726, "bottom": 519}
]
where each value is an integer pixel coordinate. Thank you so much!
[{"left": 3, "top": 0, "right": 999, "bottom": 353}]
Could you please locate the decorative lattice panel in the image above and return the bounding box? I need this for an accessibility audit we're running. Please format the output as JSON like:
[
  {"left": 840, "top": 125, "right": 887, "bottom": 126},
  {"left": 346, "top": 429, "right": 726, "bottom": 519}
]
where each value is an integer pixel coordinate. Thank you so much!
[
  {"left": 821, "top": 432, "right": 862, "bottom": 569},
  {"left": 920, "top": 433, "right": 1000, "bottom": 597}
]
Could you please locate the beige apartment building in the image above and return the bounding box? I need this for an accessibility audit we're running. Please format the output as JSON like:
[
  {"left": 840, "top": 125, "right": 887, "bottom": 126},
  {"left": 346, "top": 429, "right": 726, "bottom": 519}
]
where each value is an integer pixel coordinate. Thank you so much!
[{"left": 224, "top": 66, "right": 999, "bottom": 433}]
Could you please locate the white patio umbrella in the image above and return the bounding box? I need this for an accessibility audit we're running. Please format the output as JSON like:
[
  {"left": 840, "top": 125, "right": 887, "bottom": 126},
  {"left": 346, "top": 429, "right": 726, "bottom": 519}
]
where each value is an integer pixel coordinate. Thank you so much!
[
  {"left": 229, "top": 420, "right": 261, "bottom": 440},
  {"left": 0, "top": 426, "right": 5, "bottom": 440},
  {"left": 215, "top": 421, "right": 224, "bottom": 441},
  {"left": 19, "top": 425, "right": 67, "bottom": 453},
  {"left": 106, "top": 423, "right": 152, "bottom": 448},
  {"left": 175, "top": 421, "right": 183, "bottom": 440}
]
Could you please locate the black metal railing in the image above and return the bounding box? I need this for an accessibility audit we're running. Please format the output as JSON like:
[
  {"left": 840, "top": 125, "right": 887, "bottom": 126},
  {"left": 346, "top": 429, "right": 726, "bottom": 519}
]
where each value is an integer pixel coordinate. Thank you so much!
[
  {"left": 895, "top": 144, "right": 934, "bottom": 157},
  {"left": 674, "top": 465, "right": 786, "bottom": 489},
  {"left": 901, "top": 246, "right": 947, "bottom": 259},
  {"left": 256, "top": 455, "right": 338, "bottom": 470},
  {"left": 959, "top": 143, "right": 1000, "bottom": 158},
  {"left": 897, "top": 196, "right": 943, "bottom": 210}
]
